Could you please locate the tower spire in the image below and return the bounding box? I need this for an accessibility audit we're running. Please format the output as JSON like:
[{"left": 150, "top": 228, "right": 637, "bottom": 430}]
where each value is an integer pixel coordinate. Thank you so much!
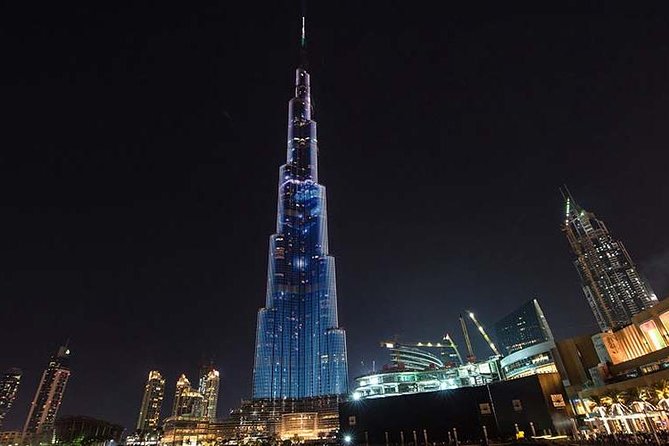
[{"left": 299, "top": 1, "right": 308, "bottom": 69}]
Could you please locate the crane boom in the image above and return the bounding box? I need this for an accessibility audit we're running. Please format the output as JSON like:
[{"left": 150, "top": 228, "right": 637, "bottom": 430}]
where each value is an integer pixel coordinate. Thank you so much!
[
  {"left": 443, "top": 333, "right": 464, "bottom": 365},
  {"left": 459, "top": 314, "right": 475, "bottom": 362},
  {"left": 467, "top": 311, "right": 501, "bottom": 356}
]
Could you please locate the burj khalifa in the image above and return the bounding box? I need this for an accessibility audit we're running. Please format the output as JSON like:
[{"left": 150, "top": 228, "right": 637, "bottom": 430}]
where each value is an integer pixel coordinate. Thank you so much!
[{"left": 252, "top": 20, "right": 348, "bottom": 400}]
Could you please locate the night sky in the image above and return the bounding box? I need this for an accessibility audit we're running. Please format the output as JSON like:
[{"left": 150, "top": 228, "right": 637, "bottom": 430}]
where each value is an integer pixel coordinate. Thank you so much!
[{"left": 2, "top": 2, "right": 669, "bottom": 433}]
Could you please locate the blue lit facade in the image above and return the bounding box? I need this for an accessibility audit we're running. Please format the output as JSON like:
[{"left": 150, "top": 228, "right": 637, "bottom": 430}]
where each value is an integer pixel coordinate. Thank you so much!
[{"left": 252, "top": 64, "right": 348, "bottom": 399}]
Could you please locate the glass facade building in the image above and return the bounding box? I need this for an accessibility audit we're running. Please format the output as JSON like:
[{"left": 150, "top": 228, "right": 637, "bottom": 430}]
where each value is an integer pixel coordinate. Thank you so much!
[
  {"left": 561, "top": 189, "right": 657, "bottom": 331},
  {"left": 252, "top": 59, "right": 348, "bottom": 399},
  {"left": 494, "top": 299, "right": 554, "bottom": 356}
]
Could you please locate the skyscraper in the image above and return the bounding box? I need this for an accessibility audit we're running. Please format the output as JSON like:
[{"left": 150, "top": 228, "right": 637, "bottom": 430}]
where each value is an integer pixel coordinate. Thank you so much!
[
  {"left": 0, "top": 368, "right": 22, "bottom": 429},
  {"left": 494, "top": 299, "right": 554, "bottom": 356},
  {"left": 136, "top": 370, "right": 165, "bottom": 433},
  {"left": 197, "top": 365, "right": 219, "bottom": 420},
  {"left": 22, "top": 346, "right": 71, "bottom": 443},
  {"left": 172, "top": 374, "right": 202, "bottom": 418},
  {"left": 252, "top": 22, "right": 348, "bottom": 400},
  {"left": 562, "top": 188, "right": 657, "bottom": 331}
]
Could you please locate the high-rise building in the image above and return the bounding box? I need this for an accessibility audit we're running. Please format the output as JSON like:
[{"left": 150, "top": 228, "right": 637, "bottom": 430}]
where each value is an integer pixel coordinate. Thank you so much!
[
  {"left": 561, "top": 188, "right": 657, "bottom": 331},
  {"left": 172, "top": 375, "right": 203, "bottom": 418},
  {"left": 0, "top": 368, "right": 22, "bottom": 429},
  {"left": 136, "top": 370, "right": 165, "bottom": 433},
  {"left": 494, "top": 299, "right": 554, "bottom": 356},
  {"left": 197, "top": 365, "right": 219, "bottom": 420},
  {"left": 22, "top": 346, "right": 71, "bottom": 443},
  {"left": 251, "top": 19, "right": 348, "bottom": 401}
]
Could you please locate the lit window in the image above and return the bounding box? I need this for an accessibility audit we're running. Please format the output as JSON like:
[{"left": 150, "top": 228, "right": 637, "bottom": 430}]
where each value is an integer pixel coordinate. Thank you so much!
[{"left": 639, "top": 320, "right": 666, "bottom": 351}]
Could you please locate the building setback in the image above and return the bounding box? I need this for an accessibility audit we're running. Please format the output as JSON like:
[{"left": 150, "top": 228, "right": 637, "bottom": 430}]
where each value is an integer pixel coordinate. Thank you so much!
[
  {"left": 561, "top": 188, "right": 657, "bottom": 331},
  {"left": 251, "top": 23, "right": 348, "bottom": 400}
]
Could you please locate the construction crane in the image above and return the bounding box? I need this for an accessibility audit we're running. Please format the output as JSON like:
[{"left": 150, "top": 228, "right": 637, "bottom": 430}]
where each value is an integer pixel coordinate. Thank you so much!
[
  {"left": 467, "top": 311, "right": 501, "bottom": 356},
  {"left": 459, "top": 314, "right": 476, "bottom": 363},
  {"left": 442, "top": 333, "right": 464, "bottom": 366}
]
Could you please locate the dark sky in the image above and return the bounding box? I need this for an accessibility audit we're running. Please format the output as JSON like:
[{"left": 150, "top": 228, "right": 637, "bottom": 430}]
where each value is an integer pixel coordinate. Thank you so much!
[{"left": 2, "top": 1, "right": 669, "bottom": 433}]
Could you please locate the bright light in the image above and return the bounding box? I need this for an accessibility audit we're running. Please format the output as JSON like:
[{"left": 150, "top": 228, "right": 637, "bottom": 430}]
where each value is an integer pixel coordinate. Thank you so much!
[
  {"left": 352, "top": 392, "right": 361, "bottom": 401},
  {"left": 469, "top": 312, "right": 474, "bottom": 318},
  {"left": 344, "top": 435, "right": 352, "bottom": 444}
]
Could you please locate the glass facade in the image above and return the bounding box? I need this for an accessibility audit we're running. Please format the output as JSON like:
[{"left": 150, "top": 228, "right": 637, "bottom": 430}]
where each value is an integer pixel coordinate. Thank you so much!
[
  {"left": 252, "top": 65, "right": 348, "bottom": 399},
  {"left": 494, "top": 299, "right": 554, "bottom": 356},
  {"left": 562, "top": 190, "right": 657, "bottom": 331}
]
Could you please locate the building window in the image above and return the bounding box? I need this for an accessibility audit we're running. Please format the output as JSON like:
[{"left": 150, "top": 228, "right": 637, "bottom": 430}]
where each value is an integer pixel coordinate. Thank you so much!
[{"left": 639, "top": 320, "right": 666, "bottom": 351}]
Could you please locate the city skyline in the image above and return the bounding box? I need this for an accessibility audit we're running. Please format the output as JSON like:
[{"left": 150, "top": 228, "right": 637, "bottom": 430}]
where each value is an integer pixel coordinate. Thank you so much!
[{"left": 2, "top": 2, "right": 669, "bottom": 432}]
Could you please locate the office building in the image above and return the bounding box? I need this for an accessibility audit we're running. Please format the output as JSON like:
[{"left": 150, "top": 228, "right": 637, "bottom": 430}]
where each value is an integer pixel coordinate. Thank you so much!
[
  {"left": 251, "top": 21, "right": 348, "bottom": 400},
  {"left": 561, "top": 188, "right": 657, "bottom": 331},
  {"left": 0, "top": 369, "right": 22, "bottom": 429},
  {"left": 136, "top": 371, "right": 165, "bottom": 434},
  {"left": 494, "top": 299, "right": 563, "bottom": 380},
  {"left": 22, "top": 346, "right": 71, "bottom": 444},
  {"left": 495, "top": 299, "right": 554, "bottom": 356},
  {"left": 197, "top": 365, "right": 219, "bottom": 420}
]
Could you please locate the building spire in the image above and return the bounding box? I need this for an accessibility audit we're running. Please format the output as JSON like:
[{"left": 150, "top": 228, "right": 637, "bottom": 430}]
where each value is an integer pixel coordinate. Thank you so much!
[
  {"left": 559, "top": 184, "right": 581, "bottom": 217},
  {"left": 299, "top": 1, "right": 308, "bottom": 69}
]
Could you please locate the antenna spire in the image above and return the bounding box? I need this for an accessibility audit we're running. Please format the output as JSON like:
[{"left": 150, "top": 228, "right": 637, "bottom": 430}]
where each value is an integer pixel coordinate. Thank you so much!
[{"left": 299, "top": 1, "right": 308, "bottom": 69}]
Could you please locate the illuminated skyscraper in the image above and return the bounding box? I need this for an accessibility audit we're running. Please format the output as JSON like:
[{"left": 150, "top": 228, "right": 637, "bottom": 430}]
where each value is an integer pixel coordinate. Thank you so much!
[
  {"left": 197, "top": 365, "right": 219, "bottom": 420},
  {"left": 136, "top": 370, "right": 165, "bottom": 433},
  {"left": 22, "top": 346, "right": 71, "bottom": 443},
  {"left": 562, "top": 188, "right": 657, "bottom": 331},
  {"left": 252, "top": 21, "right": 348, "bottom": 399},
  {"left": 0, "top": 368, "right": 22, "bottom": 429},
  {"left": 172, "top": 374, "right": 202, "bottom": 418}
]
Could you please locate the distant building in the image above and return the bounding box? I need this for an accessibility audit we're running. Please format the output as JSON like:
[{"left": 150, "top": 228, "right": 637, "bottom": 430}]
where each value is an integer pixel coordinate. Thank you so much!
[
  {"left": 22, "top": 346, "right": 71, "bottom": 444},
  {"left": 561, "top": 188, "right": 657, "bottom": 331},
  {"left": 352, "top": 358, "right": 502, "bottom": 400},
  {"left": 197, "top": 365, "right": 219, "bottom": 420},
  {"left": 495, "top": 299, "right": 554, "bottom": 356},
  {"left": 172, "top": 375, "right": 202, "bottom": 418},
  {"left": 136, "top": 371, "right": 165, "bottom": 434},
  {"left": 160, "top": 417, "right": 227, "bottom": 446},
  {"left": 0, "top": 369, "right": 22, "bottom": 429},
  {"left": 54, "top": 416, "right": 123, "bottom": 446},
  {"left": 232, "top": 397, "right": 341, "bottom": 441},
  {"left": 494, "top": 299, "right": 565, "bottom": 380},
  {"left": 381, "top": 342, "right": 444, "bottom": 371},
  {"left": 0, "top": 431, "right": 22, "bottom": 446}
]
